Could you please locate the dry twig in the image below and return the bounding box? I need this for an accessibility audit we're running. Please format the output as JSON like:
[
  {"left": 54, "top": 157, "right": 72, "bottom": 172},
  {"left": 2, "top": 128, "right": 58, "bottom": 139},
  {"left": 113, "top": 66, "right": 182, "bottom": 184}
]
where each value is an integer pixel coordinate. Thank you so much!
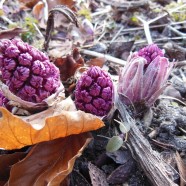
[
  {"left": 135, "top": 4, "right": 186, "bottom": 44},
  {"left": 97, "top": 0, "right": 149, "bottom": 9},
  {"left": 117, "top": 101, "right": 178, "bottom": 186},
  {"left": 80, "top": 49, "right": 126, "bottom": 66}
]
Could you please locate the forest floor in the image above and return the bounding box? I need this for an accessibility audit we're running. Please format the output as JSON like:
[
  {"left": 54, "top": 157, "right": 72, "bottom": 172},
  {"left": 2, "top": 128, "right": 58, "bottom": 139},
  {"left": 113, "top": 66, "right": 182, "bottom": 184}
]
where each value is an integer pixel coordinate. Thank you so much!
[{"left": 0, "top": 0, "right": 186, "bottom": 185}]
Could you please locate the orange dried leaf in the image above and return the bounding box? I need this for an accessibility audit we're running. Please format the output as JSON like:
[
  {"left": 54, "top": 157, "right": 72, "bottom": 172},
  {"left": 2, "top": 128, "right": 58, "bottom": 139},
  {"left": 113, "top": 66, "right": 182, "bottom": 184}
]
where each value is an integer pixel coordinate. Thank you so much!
[
  {"left": 87, "top": 57, "right": 106, "bottom": 68},
  {"left": 32, "top": 1, "right": 44, "bottom": 20},
  {"left": 19, "top": 0, "right": 40, "bottom": 8},
  {"left": 8, "top": 133, "right": 92, "bottom": 185},
  {"left": 0, "top": 98, "right": 104, "bottom": 150},
  {"left": 32, "top": 0, "right": 76, "bottom": 28}
]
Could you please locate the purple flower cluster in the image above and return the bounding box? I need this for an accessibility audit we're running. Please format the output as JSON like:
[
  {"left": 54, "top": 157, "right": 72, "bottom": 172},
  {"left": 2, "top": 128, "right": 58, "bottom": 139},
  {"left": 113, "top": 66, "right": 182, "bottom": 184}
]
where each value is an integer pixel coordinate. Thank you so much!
[
  {"left": 75, "top": 66, "right": 113, "bottom": 116},
  {"left": 0, "top": 39, "right": 61, "bottom": 103},
  {"left": 0, "top": 90, "right": 13, "bottom": 111},
  {"left": 0, "top": 91, "right": 8, "bottom": 107},
  {"left": 137, "top": 44, "right": 164, "bottom": 64},
  {"left": 118, "top": 44, "right": 172, "bottom": 112}
]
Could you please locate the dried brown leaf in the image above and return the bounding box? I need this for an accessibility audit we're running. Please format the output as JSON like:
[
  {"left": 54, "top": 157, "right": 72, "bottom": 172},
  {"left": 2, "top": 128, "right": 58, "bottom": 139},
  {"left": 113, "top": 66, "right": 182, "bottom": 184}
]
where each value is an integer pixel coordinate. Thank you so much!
[
  {"left": 19, "top": 0, "right": 75, "bottom": 9},
  {"left": 175, "top": 151, "right": 186, "bottom": 186},
  {"left": 163, "top": 42, "right": 186, "bottom": 61},
  {"left": 48, "top": 40, "right": 73, "bottom": 58},
  {"left": 19, "top": 0, "right": 40, "bottom": 8},
  {"left": 43, "top": 5, "right": 78, "bottom": 51},
  {"left": 0, "top": 97, "right": 104, "bottom": 150},
  {"left": 106, "top": 149, "right": 132, "bottom": 165},
  {"left": 31, "top": 0, "right": 76, "bottom": 29},
  {"left": 0, "top": 181, "right": 6, "bottom": 186},
  {"left": 107, "top": 160, "right": 135, "bottom": 184},
  {"left": 0, "top": 152, "right": 27, "bottom": 182},
  {"left": 32, "top": 1, "right": 44, "bottom": 20},
  {"left": 86, "top": 57, "right": 106, "bottom": 68},
  {"left": 8, "top": 133, "right": 92, "bottom": 185},
  {"left": 108, "top": 41, "right": 134, "bottom": 61},
  {"left": 0, "top": 28, "right": 27, "bottom": 39},
  {"left": 54, "top": 48, "right": 84, "bottom": 81},
  {"left": 163, "top": 85, "right": 183, "bottom": 100},
  {"left": 47, "top": 0, "right": 76, "bottom": 11},
  {"left": 88, "top": 162, "right": 109, "bottom": 186},
  {"left": 0, "top": 82, "right": 65, "bottom": 113}
]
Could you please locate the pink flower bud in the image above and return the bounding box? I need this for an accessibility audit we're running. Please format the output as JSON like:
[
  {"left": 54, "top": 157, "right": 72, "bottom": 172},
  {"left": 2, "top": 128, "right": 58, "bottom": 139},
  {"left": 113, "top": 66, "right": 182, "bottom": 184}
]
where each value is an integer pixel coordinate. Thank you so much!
[
  {"left": 81, "top": 19, "right": 94, "bottom": 36},
  {"left": 137, "top": 43, "right": 164, "bottom": 64},
  {"left": 118, "top": 44, "right": 172, "bottom": 114}
]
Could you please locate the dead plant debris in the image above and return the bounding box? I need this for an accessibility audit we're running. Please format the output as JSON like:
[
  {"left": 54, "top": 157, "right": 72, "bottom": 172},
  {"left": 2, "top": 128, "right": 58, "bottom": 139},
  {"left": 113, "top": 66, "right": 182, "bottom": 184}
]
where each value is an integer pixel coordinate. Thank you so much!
[{"left": 0, "top": 0, "right": 186, "bottom": 185}]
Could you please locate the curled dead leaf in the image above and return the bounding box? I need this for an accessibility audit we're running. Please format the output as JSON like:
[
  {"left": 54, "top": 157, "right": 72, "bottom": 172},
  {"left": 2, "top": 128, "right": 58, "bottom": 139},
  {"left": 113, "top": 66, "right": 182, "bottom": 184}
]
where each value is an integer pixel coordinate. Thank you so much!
[
  {"left": 48, "top": 40, "right": 73, "bottom": 58},
  {"left": 20, "top": 0, "right": 75, "bottom": 9},
  {"left": 86, "top": 57, "right": 106, "bottom": 68},
  {"left": 54, "top": 48, "right": 84, "bottom": 81},
  {"left": 47, "top": 0, "right": 76, "bottom": 10},
  {"left": 7, "top": 133, "right": 92, "bottom": 185},
  {"left": 32, "top": 1, "right": 45, "bottom": 20},
  {"left": 0, "top": 82, "right": 65, "bottom": 113},
  {"left": 88, "top": 162, "right": 109, "bottom": 186},
  {"left": 32, "top": 0, "right": 76, "bottom": 29},
  {"left": 0, "top": 97, "right": 104, "bottom": 150},
  {"left": 0, "top": 28, "right": 28, "bottom": 40},
  {"left": 19, "top": 0, "right": 40, "bottom": 8},
  {"left": 0, "top": 152, "right": 27, "bottom": 182}
]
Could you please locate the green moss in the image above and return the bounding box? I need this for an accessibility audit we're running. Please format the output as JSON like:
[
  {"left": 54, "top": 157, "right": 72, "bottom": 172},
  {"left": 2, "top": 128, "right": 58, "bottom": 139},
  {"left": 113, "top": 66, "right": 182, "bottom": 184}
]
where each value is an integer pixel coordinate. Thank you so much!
[
  {"left": 24, "top": 17, "right": 38, "bottom": 31},
  {"left": 78, "top": 8, "right": 91, "bottom": 21},
  {"left": 165, "top": 2, "right": 186, "bottom": 22},
  {"left": 106, "top": 21, "right": 116, "bottom": 30},
  {"left": 129, "top": 15, "right": 140, "bottom": 26},
  {"left": 135, "top": 35, "right": 141, "bottom": 40},
  {"left": 8, "top": 23, "right": 18, "bottom": 29},
  {"left": 21, "top": 16, "right": 38, "bottom": 43},
  {"left": 0, "top": 9, "right": 4, "bottom": 16},
  {"left": 130, "top": 16, "right": 139, "bottom": 23}
]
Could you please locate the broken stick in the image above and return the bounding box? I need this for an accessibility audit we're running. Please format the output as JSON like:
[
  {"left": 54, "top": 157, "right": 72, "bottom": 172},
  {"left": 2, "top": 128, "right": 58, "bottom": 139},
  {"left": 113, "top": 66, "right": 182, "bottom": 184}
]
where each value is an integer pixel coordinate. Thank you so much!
[{"left": 117, "top": 101, "right": 178, "bottom": 186}]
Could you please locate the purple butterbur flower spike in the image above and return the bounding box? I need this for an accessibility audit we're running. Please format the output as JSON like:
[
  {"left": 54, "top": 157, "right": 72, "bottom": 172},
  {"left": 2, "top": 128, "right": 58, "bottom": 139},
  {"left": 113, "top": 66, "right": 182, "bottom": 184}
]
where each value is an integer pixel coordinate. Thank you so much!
[
  {"left": 118, "top": 44, "right": 173, "bottom": 116},
  {"left": 0, "top": 90, "right": 12, "bottom": 111},
  {"left": 0, "top": 91, "right": 8, "bottom": 107},
  {"left": 0, "top": 38, "right": 62, "bottom": 104},
  {"left": 75, "top": 66, "right": 114, "bottom": 117},
  {"left": 137, "top": 43, "right": 164, "bottom": 64}
]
